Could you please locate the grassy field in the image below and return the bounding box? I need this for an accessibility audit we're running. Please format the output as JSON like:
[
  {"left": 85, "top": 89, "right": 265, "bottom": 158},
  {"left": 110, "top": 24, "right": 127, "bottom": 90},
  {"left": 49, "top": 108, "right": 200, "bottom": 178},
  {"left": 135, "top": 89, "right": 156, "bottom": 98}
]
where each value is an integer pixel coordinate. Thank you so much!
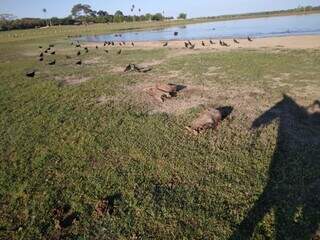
[{"left": 0, "top": 23, "right": 320, "bottom": 239}]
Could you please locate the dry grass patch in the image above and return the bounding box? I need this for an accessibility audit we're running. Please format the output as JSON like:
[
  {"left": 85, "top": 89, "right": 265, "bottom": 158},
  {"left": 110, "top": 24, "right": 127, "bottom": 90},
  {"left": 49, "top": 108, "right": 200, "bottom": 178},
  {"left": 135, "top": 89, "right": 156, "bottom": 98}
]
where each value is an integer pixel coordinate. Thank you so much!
[
  {"left": 55, "top": 75, "right": 91, "bottom": 85},
  {"left": 84, "top": 57, "right": 101, "bottom": 65}
]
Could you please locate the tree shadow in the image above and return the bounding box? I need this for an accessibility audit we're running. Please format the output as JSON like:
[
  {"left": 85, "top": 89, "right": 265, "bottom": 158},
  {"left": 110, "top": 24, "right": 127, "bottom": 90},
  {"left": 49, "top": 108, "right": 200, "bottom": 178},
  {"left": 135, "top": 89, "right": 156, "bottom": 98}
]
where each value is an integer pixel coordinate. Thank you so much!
[{"left": 229, "top": 95, "right": 320, "bottom": 239}]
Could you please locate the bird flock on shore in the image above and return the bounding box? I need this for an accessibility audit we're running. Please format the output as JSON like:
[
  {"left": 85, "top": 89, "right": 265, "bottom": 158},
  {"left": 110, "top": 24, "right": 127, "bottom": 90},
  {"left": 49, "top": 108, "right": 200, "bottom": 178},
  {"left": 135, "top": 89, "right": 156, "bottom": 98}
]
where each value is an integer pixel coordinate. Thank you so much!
[
  {"left": 25, "top": 34, "right": 254, "bottom": 77},
  {"left": 163, "top": 36, "right": 253, "bottom": 49}
]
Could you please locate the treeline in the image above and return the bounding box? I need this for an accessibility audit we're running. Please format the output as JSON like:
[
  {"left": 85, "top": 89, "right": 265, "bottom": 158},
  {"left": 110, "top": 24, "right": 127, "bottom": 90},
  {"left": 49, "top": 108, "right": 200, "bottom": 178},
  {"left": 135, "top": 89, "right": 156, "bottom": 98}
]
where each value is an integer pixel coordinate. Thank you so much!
[
  {"left": 0, "top": 3, "right": 178, "bottom": 31},
  {"left": 204, "top": 5, "right": 320, "bottom": 20},
  {"left": 0, "top": 14, "right": 172, "bottom": 31}
]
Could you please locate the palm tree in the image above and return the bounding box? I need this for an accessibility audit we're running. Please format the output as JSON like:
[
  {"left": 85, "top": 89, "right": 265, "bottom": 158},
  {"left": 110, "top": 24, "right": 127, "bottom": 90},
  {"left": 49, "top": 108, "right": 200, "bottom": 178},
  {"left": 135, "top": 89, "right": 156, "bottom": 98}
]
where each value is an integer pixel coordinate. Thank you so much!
[
  {"left": 131, "top": 4, "right": 135, "bottom": 22},
  {"left": 42, "top": 8, "right": 48, "bottom": 26}
]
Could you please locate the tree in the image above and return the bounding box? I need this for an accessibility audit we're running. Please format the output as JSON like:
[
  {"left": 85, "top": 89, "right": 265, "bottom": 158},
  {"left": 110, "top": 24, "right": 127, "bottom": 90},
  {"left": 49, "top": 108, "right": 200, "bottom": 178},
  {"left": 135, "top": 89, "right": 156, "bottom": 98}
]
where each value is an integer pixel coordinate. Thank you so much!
[
  {"left": 152, "top": 13, "right": 164, "bottom": 21},
  {"left": 97, "top": 10, "right": 108, "bottom": 17},
  {"left": 42, "top": 8, "right": 49, "bottom": 26},
  {"left": 131, "top": 4, "right": 136, "bottom": 21},
  {"left": 42, "top": 8, "right": 47, "bottom": 17},
  {"left": 71, "top": 4, "right": 93, "bottom": 18},
  {"left": 178, "top": 13, "right": 187, "bottom": 19},
  {"left": 0, "top": 13, "right": 16, "bottom": 21},
  {"left": 145, "top": 13, "right": 152, "bottom": 21},
  {"left": 114, "top": 10, "right": 124, "bottom": 22}
]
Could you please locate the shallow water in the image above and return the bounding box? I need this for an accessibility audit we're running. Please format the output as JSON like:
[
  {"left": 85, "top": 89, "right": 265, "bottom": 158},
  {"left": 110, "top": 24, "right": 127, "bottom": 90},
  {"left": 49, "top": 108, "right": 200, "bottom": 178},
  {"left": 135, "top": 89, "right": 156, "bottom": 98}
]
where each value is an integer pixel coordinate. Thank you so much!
[{"left": 80, "top": 13, "right": 320, "bottom": 42}]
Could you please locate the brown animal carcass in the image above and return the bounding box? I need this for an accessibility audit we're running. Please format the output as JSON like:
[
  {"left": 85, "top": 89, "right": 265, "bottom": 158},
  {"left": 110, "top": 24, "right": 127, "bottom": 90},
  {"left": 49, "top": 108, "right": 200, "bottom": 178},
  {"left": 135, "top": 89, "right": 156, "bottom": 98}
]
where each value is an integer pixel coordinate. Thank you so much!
[
  {"left": 187, "top": 108, "right": 222, "bottom": 134},
  {"left": 156, "top": 83, "right": 178, "bottom": 95},
  {"left": 124, "top": 64, "right": 152, "bottom": 73},
  {"left": 145, "top": 87, "right": 172, "bottom": 103}
]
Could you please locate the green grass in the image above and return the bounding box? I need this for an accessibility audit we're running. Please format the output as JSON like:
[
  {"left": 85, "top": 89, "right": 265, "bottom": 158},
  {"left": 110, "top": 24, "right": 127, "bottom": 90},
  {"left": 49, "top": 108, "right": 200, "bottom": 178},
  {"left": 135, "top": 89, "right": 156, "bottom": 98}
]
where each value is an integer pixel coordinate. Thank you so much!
[{"left": 0, "top": 23, "right": 320, "bottom": 240}]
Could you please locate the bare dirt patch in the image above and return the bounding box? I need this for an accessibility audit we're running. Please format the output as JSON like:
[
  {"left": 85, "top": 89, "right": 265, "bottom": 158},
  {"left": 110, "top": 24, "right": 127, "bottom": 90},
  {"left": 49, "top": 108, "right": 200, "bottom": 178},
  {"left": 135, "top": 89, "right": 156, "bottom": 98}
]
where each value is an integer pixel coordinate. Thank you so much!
[
  {"left": 96, "top": 95, "right": 120, "bottom": 105},
  {"left": 110, "top": 66, "right": 125, "bottom": 73},
  {"left": 55, "top": 75, "right": 91, "bottom": 85},
  {"left": 126, "top": 80, "right": 270, "bottom": 122},
  {"left": 204, "top": 66, "right": 223, "bottom": 76},
  {"left": 84, "top": 57, "right": 101, "bottom": 65},
  {"left": 129, "top": 82, "right": 214, "bottom": 114},
  {"left": 141, "top": 59, "right": 165, "bottom": 66}
]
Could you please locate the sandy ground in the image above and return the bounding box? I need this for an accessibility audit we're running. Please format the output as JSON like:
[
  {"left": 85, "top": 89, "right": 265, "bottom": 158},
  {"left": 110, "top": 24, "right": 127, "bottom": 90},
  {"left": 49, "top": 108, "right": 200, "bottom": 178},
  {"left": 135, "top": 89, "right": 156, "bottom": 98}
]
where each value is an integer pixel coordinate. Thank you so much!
[{"left": 86, "top": 35, "right": 320, "bottom": 50}]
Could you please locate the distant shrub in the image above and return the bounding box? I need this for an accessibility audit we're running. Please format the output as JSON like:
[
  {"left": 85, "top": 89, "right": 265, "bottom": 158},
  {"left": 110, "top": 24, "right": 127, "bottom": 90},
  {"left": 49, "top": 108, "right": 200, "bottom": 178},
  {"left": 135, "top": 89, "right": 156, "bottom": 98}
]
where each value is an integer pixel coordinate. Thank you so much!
[{"left": 178, "top": 13, "right": 187, "bottom": 19}]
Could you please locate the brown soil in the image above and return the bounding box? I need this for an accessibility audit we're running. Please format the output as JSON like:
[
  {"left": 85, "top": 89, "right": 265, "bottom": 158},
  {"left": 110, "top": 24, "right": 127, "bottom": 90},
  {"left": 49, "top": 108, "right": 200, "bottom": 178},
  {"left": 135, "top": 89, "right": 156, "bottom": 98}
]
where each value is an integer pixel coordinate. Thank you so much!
[{"left": 55, "top": 75, "right": 91, "bottom": 85}]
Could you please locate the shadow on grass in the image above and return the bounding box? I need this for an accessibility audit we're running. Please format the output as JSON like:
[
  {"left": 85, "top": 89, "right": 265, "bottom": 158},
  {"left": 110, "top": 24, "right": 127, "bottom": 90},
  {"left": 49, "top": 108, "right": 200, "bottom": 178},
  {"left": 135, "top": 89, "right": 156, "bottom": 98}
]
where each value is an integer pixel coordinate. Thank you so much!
[{"left": 229, "top": 95, "right": 320, "bottom": 239}]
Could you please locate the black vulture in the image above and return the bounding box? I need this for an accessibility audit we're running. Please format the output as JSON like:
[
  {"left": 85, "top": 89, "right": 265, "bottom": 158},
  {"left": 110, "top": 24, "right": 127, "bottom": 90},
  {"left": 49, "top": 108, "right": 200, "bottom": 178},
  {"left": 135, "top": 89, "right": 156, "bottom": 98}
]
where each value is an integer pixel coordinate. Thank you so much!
[
  {"left": 48, "top": 60, "right": 56, "bottom": 65},
  {"left": 189, "top": 44, "right": 195, "bottom": 49},
  {"left": 26, "top": 70, "right": 35, "bottom": 77}
]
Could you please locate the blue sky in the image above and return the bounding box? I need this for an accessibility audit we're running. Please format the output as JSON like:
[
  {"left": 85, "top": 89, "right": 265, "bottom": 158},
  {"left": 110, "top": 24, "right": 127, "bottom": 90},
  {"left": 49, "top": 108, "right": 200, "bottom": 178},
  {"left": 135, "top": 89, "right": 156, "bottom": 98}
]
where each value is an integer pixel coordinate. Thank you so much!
[{"left": 1, "top": 0, "right": 319, "bottom": 19}]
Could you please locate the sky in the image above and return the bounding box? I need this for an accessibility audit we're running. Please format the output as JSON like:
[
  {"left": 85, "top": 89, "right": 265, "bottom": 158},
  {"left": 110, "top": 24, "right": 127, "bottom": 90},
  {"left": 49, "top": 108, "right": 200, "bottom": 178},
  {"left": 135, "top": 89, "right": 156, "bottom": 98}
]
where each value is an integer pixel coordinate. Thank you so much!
[{"left": 1, "top": 0, "right": 319, "bottom": 19}]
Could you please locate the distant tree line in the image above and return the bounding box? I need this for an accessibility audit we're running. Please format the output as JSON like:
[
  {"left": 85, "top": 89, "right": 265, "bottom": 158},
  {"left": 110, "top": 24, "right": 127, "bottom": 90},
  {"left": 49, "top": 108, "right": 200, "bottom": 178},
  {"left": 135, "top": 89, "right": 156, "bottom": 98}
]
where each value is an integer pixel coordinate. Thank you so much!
[
  {"left": 0, "top": 3, "right": 176, "bottom": 31},
  {"left": 203, "top": 5, "right": 320, "bottom": 20}
]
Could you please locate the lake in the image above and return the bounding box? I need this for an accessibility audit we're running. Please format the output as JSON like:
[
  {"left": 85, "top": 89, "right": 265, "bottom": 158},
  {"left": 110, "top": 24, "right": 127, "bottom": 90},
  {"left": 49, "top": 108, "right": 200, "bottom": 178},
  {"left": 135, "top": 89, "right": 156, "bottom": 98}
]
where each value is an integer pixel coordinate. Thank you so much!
[{"left": 80, "top": 13, "right": 320, "bottom": 42}]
